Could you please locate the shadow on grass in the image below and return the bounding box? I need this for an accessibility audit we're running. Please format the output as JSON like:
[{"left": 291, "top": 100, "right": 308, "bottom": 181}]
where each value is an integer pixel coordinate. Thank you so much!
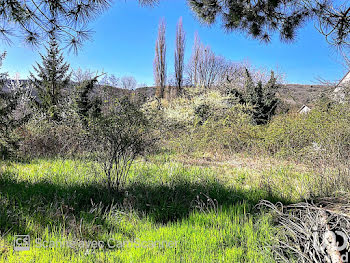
[{"left": 0, "top": 170, "right": 288, "bottom": 236}]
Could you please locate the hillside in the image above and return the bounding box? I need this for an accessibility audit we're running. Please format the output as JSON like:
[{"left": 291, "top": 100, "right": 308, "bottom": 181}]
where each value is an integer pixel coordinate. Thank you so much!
[
  {"left": 278, "top": 84, "right": 334, "bottom": 107},
  {"left": 7, "top": 80, "right": 333, "bottom": 107},
  {"left": 130, "top": 84, "right": 334, "bottom": 107}
]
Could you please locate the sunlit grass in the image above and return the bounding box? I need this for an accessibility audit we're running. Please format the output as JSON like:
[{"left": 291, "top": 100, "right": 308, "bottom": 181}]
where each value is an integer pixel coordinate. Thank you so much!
[{"left": 0, "top": 156, "right": 313, "bottom": 262}]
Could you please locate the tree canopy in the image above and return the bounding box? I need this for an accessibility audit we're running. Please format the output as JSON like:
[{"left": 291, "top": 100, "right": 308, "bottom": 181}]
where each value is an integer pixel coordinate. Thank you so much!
[
  {"left": 2, "top": 0, "right": 349, "bottom": 54},
  {"left": 0, "top": 0, "right": 115, "bottom": 52},
  {"left": 143, "top": 0, "right": 350, "bottom": 49}
]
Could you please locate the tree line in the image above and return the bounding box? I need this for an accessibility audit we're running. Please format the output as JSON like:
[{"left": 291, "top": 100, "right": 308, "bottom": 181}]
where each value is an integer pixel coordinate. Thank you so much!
[{"left": 153, "top": 18, "right": 280, "bottom": 125}]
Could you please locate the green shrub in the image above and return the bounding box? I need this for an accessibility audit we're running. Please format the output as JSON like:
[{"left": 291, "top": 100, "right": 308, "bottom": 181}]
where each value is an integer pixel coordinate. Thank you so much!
[
  {"left": 88, "top": 97, "right": 155, "bottom": 191},
  {"left": 167, "top": 104, "right": 260, "bottom": 155},
  {"left": 263, "top": 103, "right": 350, "bottom": 161},
  {"left": 263, "top": 113, "right": 311, "bottom": 156}
]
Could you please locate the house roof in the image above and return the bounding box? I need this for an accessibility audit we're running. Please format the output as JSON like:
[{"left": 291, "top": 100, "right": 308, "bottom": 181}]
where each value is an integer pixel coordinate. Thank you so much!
[
  {"left": 298, "top": 105, "right": 311, "bottom": 114},
  {"left": 336, "top": 70, "right": 350, "bottom": 88},
  {"left": 298, "top": 105, "right": 310, "bottom": 111}
]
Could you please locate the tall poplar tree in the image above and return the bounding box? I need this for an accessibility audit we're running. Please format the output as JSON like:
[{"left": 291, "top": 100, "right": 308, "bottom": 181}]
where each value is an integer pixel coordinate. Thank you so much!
[
  {"left": 174, "top": 17, "right": 186, "bottom": 96},
  {"left": 154, "top": 19, "right": 167, "bottom": 99}
]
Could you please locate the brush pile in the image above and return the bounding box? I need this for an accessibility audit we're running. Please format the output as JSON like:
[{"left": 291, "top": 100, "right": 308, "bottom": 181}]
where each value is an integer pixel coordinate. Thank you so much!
[{"left": 258, "top": 194, "right": 350, "bottom": 263}]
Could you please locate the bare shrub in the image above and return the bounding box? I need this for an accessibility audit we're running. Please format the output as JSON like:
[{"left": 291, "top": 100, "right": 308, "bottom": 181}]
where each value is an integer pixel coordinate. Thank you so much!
[
  {"left": 19, "top": 118, "right": 85, "bottom": 158},
  {"left": 120, "top": 76, "right": 137, "bottom": 90},
  {"left": 88, "top": 98, "right": 154, "bottom": 191}
]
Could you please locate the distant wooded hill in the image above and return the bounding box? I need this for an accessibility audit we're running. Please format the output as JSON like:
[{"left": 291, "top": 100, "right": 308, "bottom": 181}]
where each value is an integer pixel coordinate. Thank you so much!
[
  {"left": 8, "top": 80, "right": 332, "bottom": 107},
  {"left": 131, "top": 84, "right": 333, "bottom": 108},
  {"left": 278, "top": 84, "right": 333, "bottom": 107}
]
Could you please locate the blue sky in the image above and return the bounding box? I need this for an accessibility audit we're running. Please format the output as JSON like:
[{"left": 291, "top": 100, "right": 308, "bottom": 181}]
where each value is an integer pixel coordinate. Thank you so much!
[{"left": 1, "top": 0, "right": 348, "bottom": 85}]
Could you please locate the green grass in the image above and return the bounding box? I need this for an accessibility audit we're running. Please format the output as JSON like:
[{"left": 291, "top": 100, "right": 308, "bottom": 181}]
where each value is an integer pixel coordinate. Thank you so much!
[{"left": 0, "top": 157, "right": 313, "bottom": 262}]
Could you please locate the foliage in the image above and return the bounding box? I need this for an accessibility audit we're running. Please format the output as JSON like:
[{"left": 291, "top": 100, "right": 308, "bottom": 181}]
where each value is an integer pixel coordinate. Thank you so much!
[
  {"left": 243, "top": 69, "right": 280, "bottom": 125},
  {"left": 19, "top": 117, "right": 86, "bottom": 158},
  {"left": 192, "top": 104, "right": 259, "bottom": 154},
  {"left": 30, "top": 37, "right": 71, "bottom": 121},
  {"left": 159, "top": 90, "right": 258, "bottom": 155},
  {"left": 74, "top": 75, "right": 102, "bottom": 126},
  {"left": 264, "top": 102, "right": 350, "bottom": 161},
  {"left": 0, "top": 0, "right": 112, "bottom": 52},
  {"left": 187, "top": 0, "right": 350, "bottom": 48},
  {"left": 88, "top": 97, "right": 153, "bottom": 191},
  {"left": 161, "top": 87, "right": 350, "bottom": 164},
  {"left": 194, "top": 102, "right": 211, "bottom": 124},
  {"left": 0, "top": 53, "right": 31, "bottom": 159}
]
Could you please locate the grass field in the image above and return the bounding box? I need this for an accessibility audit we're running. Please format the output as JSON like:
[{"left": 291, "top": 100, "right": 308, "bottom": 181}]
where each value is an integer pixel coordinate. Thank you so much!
[{"left": 0, "top": 154, "right": 316, "bottom": 262}]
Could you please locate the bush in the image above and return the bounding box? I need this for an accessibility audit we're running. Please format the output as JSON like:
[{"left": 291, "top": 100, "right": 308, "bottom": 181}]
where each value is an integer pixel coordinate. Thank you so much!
[
  {"left": 167, "top": 103, "right": 260, "bottom": 155},
  {"left": 19, "top": 118, "right": 86, "bottom": 158},
  {"left": 263, "top": 103, "right": 350, "bottom": 162},
  {"left": 162, "top": 91, "right": 350, "bottom": 162},
  {"left": 88, "top": 98, "right": 154, "bottom": 191}
]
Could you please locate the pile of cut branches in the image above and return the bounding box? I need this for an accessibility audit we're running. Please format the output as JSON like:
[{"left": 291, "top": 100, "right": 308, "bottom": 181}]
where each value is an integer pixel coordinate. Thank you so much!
[{"left": 258, "top": 194, "right": 350, "bottom": 263}]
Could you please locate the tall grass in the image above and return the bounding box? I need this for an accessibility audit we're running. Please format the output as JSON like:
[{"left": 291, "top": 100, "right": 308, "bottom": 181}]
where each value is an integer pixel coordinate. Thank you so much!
[{"left": 1, "top": 157, "right": 310, "bottom": 262}]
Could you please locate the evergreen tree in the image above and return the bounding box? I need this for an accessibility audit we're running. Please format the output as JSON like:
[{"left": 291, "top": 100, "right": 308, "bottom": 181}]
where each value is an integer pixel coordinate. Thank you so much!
[
  {"left": 262, "top": 71, "right": 280, "bottom": 119},
  {"left": 75, "top": 75, "right": 102, "bottom": 127},
  {"left": 244, "top": 69, "right": 279, "bottom": 125},
  {"left": 187, "top": 0, "right": 350, "bottom": 48},
  {"left": 144, "top": 1, "right": 350, "bottom": 49},
  {"left": 0, "top": 0, "right": 112, "bottom": 52},
  {"left": 30, "top": 37, "right": 71, "bottom": 121}
]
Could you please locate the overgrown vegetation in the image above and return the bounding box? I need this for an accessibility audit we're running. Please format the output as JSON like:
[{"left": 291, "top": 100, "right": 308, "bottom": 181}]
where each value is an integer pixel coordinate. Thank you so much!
[{"left": 1, "top": 20, "right": 350, "bottom": 263}]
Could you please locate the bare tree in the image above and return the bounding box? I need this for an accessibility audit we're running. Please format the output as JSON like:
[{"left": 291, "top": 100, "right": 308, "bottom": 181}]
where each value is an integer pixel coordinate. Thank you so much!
[
  {"left": 73, "top": 68, "right": 95, "bottom": 84},
  {"left": 197, "top": 44, "right": 225, "bottom": 89},
  {"left": 153, "top": 19, "right": 167, "bottom": 99},
  {"left": 99, "top": 74, "right": 120, "bottom": 88},
  {"left": 121, "top": 76, "right": 137, "bottom": 90},
  {"left": 187, "top": 35, "right": 225, "bottom": 89},
  {"left": 187, "top": 32, "right": 201, "bottom": 87},
  {"left": 138, "top": 83, "right": 148, "bottom": 88},
  {"left": 187, "top": 35, "right": 249, "bottom": 90},
  {"left": 216, "top": 61, "right": 248, "bottom": 90},
  {"left": 174, "top": 17, "right": 186, "bottom": 96}
]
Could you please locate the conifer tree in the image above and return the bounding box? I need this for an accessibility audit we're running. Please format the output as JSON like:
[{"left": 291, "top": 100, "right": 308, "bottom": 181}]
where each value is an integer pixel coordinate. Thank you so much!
[
  {"left": 30, "top": 37, "right": 71, "bottom": 121},
  {"left": 144, "top": 1, "right": 350, "bottom": 51},
  {"left": 75, "top": 75, "right": 102, "bottom": 127},
  {"left": 244, "top": 69, "right": 279, "bottom": 124}
]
